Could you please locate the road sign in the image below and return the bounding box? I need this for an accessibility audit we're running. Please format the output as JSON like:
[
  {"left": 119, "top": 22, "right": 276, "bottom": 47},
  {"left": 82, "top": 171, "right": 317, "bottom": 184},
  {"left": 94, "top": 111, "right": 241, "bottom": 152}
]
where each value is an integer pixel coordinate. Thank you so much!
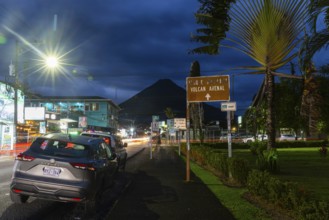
[
  {"left": 221, "top": 102, "right": 236, "bottom": 111},
  {"left": 167, "top": 119, "right": 174, "bottom": 128},
  {"left": 151, "top": 121, "right": 160, "bottom": 131},
  {"left": 186, "top": 75, "right": 230, "bottom": 102},
  {"left": 174, "top": 118, "right": 186, "bottom": 129},
  {"left": 167, "top": 118, "right": 186, "bottom": 130}
]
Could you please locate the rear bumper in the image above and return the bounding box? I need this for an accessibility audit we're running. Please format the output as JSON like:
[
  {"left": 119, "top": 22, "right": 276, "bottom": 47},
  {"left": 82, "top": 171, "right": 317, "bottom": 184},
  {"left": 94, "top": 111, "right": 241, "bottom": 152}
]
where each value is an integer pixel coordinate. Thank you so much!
[{"left": 10, "top": 178, "right": 93, "bottom": 202}]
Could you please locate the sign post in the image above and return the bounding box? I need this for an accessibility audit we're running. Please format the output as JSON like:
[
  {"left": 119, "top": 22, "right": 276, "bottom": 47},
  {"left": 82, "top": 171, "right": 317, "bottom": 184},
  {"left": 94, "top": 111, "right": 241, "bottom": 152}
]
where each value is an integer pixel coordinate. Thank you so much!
[
  {"left": 150, "top": 115, "right": 159, "bottom": 159},
  {"left": 221, "top": 102, "right": 236, "bottom": 158},
  {"left": 186, "top": 75, "right": 230, "bottom": 182}
]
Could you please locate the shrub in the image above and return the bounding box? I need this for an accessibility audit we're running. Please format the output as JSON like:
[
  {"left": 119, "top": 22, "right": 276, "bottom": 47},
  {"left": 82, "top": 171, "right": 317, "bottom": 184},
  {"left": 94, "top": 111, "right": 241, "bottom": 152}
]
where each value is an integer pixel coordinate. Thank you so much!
[
  {"left": 249, "top": 140, "right": 267, "bottom": 155},
  {"left": 246, "top": 169, "right": 271, "bottom": 197},
  {"left": 213, "top": 153, "right": 229, "bottom": 177},
  {"left": 246, "top": 170, "right": 329, "bottom": 219},
  {"left": 254, "top": 146, "right": 279, "bottom": 173},
  {"left": 319, "top": 140, "right": 328, "bottom": 156},
  {"left": 228, "top": 157, "right": 250, "bottom": 185}
]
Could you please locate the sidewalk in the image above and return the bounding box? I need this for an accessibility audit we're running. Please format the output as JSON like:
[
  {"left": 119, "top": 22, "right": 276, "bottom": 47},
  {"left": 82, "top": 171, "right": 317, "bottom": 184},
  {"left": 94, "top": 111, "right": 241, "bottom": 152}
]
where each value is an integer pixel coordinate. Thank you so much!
[{"left": 107, "top": 145, "right": 235, "bottom": 220}]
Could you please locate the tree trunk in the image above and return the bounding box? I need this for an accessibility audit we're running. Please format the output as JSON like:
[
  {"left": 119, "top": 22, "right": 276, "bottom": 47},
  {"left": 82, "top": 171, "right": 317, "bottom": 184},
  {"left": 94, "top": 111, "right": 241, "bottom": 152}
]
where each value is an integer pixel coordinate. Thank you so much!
[
  {"left": 266, "top": 69, "right": 276, "bottom": 149},
  {"left": 190, "top": 103, "right": 198, "bottom": 140},
  {"left": 198, "top": 103, "right": 204, "bottom": 144}
]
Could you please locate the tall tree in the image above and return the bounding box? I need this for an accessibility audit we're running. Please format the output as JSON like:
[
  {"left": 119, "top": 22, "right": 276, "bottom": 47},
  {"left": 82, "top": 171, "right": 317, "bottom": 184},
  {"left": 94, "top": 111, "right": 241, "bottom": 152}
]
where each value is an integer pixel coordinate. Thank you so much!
[
  {"left": 299, "top": 1, "right": 328, "bottom": 138},
  {"left": 275, "top": 77, "right": 303, "bottom": 136},
  {"left": 189, "top": 61, "right": 204, "bottom": 143},
  {"left": 191, "top": 0, "right": 309, "bottom": 149}
]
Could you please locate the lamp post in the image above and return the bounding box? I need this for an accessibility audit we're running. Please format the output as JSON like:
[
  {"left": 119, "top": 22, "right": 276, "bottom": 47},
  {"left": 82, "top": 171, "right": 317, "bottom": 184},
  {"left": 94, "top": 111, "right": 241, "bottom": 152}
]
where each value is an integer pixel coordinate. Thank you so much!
[
  {"left": 11, "top": 46, "right": 59, "bottom": 149},
  {"left": 4, "top": 20, "right": 63, "bottom": 148}
]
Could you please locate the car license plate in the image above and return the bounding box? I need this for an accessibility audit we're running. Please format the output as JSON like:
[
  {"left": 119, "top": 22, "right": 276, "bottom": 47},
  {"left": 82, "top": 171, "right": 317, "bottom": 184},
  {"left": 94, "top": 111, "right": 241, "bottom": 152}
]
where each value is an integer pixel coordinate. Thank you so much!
[{"left": 43, "top": 167, "right": 62, "bottom": 177}]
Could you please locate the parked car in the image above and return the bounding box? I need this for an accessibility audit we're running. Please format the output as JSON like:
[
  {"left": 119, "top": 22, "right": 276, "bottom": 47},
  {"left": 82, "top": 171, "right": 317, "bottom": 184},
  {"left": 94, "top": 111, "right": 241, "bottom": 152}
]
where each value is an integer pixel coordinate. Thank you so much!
[
  {"left": 242, "top": 135, "right": 255, "bottom": 143},
  {"left": 279, "top": 134, "right": 297, "bottom": 141},
  {"left": 10, "top": 133, "right": 118, "bottom": 209},
  {"left": 242, "top": 134, "right": 268, "bottom": 143},
  {"left": 80, "top": 131, "right": 128, "bottom": 171},
  {"left": 218, "top": 134, "right": 243, "bottom": 143}
]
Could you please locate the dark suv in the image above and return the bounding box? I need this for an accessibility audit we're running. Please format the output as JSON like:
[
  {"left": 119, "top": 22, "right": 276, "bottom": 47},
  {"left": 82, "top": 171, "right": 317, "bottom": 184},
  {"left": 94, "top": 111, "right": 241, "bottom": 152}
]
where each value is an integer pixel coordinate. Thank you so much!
[
  {"left": 80, "top": 131, "right": 128, "bottom": 171},
  {"left": 10, "top": 133, "right": 118, "bottom": 209}
]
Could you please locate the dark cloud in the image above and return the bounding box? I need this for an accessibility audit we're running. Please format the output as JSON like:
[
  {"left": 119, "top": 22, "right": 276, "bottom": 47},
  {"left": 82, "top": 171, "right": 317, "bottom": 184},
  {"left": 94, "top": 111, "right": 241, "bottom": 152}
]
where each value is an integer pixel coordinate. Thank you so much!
[{"left": 0, "top": 0, "right": 328, "bottom": 116}]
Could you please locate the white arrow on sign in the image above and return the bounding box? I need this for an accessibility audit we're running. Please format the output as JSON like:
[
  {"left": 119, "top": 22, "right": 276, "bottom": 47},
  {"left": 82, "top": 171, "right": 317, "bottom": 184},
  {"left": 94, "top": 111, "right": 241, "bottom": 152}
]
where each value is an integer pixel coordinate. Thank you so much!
[{"left": 205, "top": 93, "right": 211, "bottom": 100}]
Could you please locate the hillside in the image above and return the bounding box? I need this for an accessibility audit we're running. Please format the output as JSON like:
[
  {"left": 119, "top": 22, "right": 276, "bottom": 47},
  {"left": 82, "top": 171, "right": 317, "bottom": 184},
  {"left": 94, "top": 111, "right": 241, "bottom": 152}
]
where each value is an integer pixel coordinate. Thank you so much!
[{"left": 119, "top": 79, "right": 227, "bottom": 128}]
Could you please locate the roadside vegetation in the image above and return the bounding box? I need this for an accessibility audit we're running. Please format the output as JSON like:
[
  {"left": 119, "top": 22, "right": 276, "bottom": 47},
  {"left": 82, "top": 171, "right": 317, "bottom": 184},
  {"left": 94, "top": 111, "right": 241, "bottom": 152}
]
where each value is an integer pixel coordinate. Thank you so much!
[
  {"left": 180, "top": 141, "right": 329, "bottom": 219},
  {"left": 189, "top": 159, "right": 272, "bottom": 220},
  {"left": 179, "top": 0, "right": 329, "bottom": 218}
]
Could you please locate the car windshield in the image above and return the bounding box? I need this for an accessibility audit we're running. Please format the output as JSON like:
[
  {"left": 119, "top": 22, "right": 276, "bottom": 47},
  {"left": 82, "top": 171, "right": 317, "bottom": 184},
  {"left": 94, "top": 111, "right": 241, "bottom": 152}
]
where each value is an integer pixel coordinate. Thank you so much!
[{"left": 29, "top": 138, "right": 90, "bottom": 158}]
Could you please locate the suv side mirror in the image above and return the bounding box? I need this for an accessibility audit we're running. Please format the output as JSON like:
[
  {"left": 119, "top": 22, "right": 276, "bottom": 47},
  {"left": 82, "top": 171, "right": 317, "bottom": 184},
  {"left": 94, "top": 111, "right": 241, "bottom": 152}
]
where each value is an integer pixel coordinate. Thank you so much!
[{"left": 124, "top": 143, "right": 128, "bottom": 148}]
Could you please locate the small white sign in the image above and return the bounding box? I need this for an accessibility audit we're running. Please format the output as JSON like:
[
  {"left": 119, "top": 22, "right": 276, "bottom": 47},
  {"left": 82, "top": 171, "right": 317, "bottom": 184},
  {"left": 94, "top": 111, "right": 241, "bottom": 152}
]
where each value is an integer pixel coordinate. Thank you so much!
[
  {"left": 174, "top": 118, "right": 186, "bottom": 129},
  {"left": 167, "top": 119, "right": 174, "bottom": 129},
  {"left": 221, "top": 102, "right": 236, "bottom": 111}
]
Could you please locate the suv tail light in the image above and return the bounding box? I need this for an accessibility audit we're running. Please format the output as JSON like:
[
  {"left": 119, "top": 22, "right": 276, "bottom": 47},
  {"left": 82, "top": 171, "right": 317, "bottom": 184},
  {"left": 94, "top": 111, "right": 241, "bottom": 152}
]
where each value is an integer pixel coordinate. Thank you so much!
[
  {"left": 12, "top": 188, "right": 23, "bottom": 193},
  {"left": 16, "top": 153, "right": 35, "bottom": 162},
  {"left": 70, "top": 162, "right": 96, "bottom": 171}
]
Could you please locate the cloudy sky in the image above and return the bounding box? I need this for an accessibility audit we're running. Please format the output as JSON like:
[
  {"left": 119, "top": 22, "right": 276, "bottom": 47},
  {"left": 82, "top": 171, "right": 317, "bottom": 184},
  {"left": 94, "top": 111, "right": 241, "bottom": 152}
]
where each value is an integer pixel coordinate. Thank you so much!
[{"left": 0, "top": 0, "right": 328, "bottom": 115}]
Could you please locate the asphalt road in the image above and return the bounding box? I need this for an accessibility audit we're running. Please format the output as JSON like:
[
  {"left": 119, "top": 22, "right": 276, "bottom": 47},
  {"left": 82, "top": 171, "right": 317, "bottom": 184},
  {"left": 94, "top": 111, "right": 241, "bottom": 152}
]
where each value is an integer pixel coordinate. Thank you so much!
[
  {"left": 0, "top": 143, "right": 146, "bottom": 220},
  {"left": 0, "top": 143, "right": 235, "bottom": 220}
]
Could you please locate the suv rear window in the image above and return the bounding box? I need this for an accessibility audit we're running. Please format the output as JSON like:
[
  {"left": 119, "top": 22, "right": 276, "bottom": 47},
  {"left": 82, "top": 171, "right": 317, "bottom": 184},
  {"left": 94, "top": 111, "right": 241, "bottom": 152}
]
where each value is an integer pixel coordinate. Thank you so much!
[
  {"left": 30, "top": 138, "right": 90, "bottom": 158},
  {"left": 81, "top": 133, "right": 111, "bottom": 146}
]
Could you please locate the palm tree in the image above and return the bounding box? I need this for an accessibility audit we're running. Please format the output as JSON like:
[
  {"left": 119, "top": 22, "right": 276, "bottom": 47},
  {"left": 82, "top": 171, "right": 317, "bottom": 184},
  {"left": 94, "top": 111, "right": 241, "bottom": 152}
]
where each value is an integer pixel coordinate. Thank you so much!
[
  {"left": 164, "top": 107, "right": 175, "bottom": 119},
  {"left": 191, "top": 0, "right": 309, "bottom": 149},
  {"left": 298, "top": 1, "right": 328, "bottom": 138}
]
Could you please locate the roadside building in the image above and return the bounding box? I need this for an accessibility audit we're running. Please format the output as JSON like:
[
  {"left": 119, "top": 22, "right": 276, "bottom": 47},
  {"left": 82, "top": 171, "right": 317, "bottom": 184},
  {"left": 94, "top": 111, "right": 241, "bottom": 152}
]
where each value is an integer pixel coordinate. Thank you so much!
[
  {"left": 25, "top": 96, "right": 120, "bottom": 135},
  {"left": 0, "top": 81, "right": 24, "bottom": 152}
]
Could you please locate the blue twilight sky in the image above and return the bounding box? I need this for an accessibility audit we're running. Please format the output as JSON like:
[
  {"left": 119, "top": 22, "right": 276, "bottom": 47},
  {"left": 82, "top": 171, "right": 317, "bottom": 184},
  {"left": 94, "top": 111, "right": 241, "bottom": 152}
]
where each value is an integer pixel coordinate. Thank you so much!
[{"left": 0, "top": 0, "right": 328, "bottom": 115}]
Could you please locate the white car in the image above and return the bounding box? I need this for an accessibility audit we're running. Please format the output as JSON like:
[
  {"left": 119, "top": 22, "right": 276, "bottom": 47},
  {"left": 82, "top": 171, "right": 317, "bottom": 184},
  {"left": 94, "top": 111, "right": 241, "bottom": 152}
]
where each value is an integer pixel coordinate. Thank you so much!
[
  {"left": 279, "top": 134, "right": 296, "bottom": 141},
  {"left": 242, "top": 135, "right": 255, "bottom": 143},
  {"left": 242, "top": 134, "right": 268, "bottom": 143}
]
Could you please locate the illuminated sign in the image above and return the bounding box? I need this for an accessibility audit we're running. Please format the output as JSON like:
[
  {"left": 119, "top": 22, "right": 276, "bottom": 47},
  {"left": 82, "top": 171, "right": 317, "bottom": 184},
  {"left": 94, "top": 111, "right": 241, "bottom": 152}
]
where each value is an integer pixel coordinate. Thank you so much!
[{"left": 24, "top": 107, "right": 45, "bottom": 120}]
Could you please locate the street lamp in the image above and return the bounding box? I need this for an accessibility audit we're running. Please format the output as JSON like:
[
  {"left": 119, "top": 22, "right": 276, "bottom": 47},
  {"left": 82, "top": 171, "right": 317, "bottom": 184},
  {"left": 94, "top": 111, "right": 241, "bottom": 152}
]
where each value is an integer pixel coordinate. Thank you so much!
[
  {"left": 10, "top": 54, "right": 61, "bottom": 149},
  {"left": 45, "top": 56, "right": 59, "bottom": 68},
  {"left": 3, "top": 25, "right": 70, "bottom": 149}
]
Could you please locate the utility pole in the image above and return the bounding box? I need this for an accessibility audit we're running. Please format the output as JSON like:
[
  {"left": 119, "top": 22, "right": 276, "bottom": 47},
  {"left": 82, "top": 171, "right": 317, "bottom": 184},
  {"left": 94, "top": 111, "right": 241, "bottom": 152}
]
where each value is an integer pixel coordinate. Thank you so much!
[{"left": 13, "top": 40, "right": 19, "bottom": 147}]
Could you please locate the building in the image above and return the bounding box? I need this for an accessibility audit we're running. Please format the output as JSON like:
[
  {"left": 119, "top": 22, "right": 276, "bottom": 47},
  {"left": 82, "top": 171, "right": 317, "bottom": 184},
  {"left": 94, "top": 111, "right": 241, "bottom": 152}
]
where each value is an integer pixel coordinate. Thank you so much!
[
  {"left": 0, "top": 81, "right": 24, "bottom": 151},
  {"left": 25, "top": 96, "right": 120, "bottom": 135}
]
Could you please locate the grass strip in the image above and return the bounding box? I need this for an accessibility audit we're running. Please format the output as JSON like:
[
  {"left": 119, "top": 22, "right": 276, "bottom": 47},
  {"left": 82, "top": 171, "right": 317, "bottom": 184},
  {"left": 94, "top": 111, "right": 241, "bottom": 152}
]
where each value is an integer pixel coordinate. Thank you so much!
[{"left": 189, "top": 160, "right": 271, "bottom": 220}]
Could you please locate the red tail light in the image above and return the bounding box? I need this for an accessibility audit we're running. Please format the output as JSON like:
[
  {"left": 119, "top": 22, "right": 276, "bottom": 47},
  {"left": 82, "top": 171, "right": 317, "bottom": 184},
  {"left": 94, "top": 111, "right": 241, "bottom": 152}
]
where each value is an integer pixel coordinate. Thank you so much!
[
  {"left": 16, "top": 153, "right": 35, "bottom": 162},
  {"left": 70, "top": 162, "right": 96, "bottom": 171},
  {"left": 12, "top": 188, "right": 23, "bottom": 193}
]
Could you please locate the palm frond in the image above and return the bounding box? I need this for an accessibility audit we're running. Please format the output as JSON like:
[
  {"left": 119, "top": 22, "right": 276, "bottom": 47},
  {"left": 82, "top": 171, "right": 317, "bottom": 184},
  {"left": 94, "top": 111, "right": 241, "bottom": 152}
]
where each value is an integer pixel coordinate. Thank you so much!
[
  {"left": 272, "top": 71, "right": 303, "bottom": 79},
  {"left": 191, "top": 0, "right": 236, "bottom": 55},
  {"left": 226, "top": 0, "right": 308, "bottom": 71}
]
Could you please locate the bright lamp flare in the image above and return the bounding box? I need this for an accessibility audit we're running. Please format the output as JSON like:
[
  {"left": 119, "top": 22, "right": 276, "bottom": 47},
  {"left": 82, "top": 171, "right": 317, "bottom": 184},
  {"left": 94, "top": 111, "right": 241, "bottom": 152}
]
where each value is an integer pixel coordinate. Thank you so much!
[{"left": 46, "top": 56, "right": 59, "bottom": 68}]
